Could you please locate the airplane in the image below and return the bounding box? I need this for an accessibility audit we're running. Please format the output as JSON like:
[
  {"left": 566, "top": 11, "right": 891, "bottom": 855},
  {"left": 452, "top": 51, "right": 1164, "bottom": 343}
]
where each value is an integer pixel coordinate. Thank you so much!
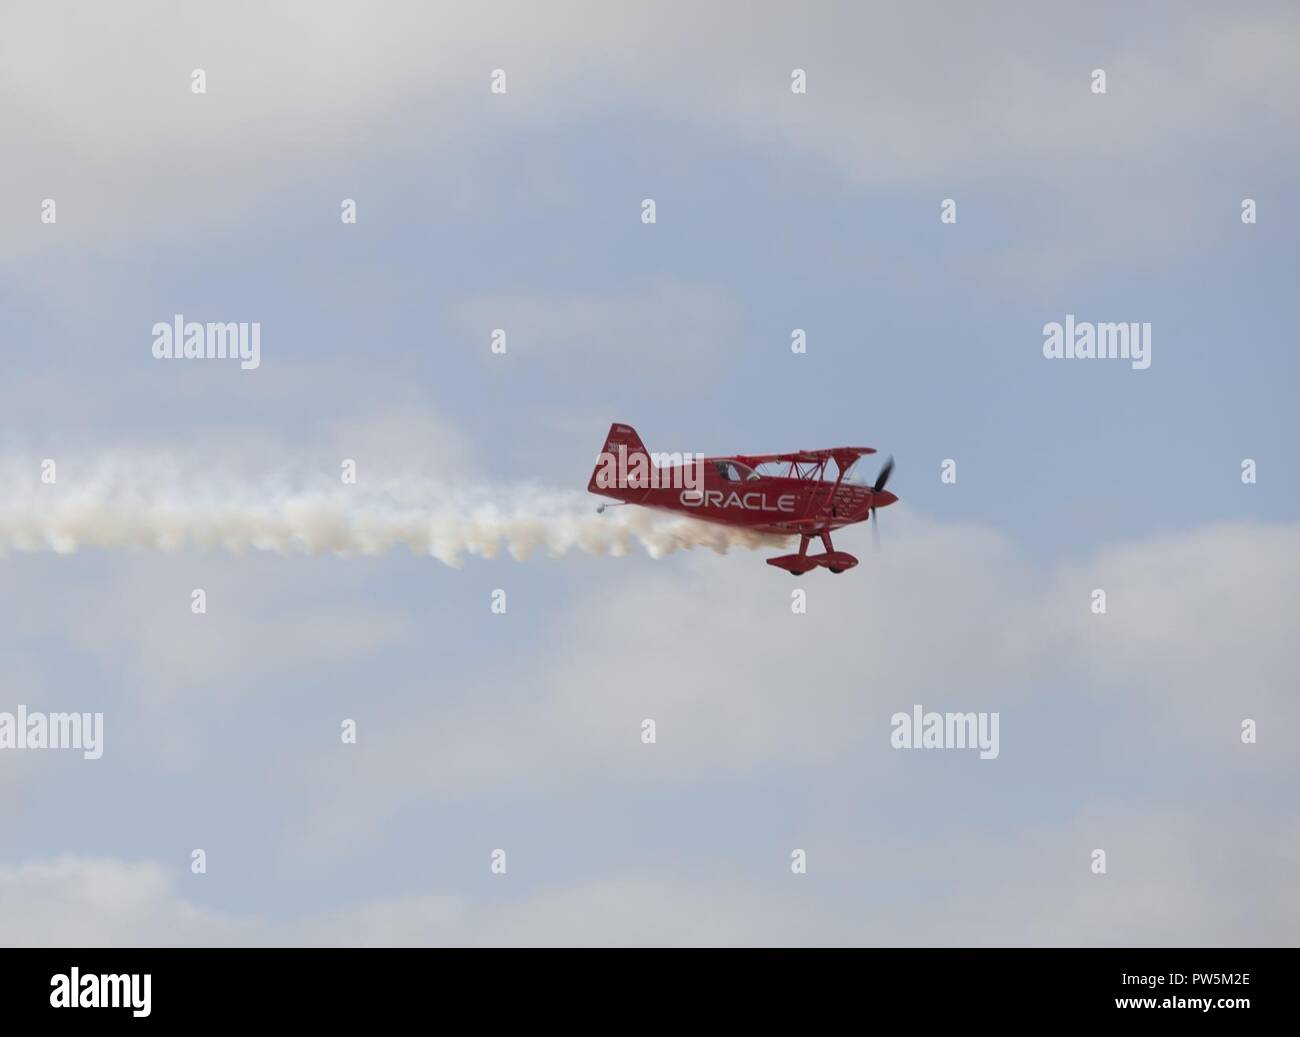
[{"left": 587, "top": 422, "right": 897, "bottom": 574}]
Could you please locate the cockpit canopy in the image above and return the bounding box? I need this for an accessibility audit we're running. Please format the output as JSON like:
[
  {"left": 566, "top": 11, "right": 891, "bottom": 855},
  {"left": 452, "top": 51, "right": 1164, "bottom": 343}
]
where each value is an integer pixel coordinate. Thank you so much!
[{"left": 714, "top": 460, "right": 761, "bottom": 482}]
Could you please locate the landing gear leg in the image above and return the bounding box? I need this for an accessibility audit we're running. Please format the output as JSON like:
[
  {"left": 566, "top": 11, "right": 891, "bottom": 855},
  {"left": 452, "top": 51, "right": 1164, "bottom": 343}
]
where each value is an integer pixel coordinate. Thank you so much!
[
  {"left": 788, "top": 534, "right": 812, "bottom": 576},
  {"left": 767, "top": 532, "right": 858, "bottom": 575},
  {"left": 816, "top": 530, "right": 857, "bottom": 574}
]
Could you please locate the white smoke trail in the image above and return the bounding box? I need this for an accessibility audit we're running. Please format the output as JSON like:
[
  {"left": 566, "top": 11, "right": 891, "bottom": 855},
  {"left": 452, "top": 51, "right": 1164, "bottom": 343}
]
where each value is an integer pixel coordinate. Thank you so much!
[{"left": 0, "top": 461, "right": 789, "bottom": 565}]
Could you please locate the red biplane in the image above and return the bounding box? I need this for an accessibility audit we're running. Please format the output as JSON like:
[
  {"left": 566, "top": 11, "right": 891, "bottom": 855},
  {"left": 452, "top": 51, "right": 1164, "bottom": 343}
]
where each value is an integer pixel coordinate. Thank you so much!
[{"left": 587, "top": 423, "right": 897, "bottom": 574}]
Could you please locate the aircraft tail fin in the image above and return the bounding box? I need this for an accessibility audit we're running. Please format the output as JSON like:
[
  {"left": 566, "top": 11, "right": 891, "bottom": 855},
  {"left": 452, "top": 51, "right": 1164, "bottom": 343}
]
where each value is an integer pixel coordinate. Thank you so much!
[{"left": 588, "top": 422, "right": 649, "bottom": 495}]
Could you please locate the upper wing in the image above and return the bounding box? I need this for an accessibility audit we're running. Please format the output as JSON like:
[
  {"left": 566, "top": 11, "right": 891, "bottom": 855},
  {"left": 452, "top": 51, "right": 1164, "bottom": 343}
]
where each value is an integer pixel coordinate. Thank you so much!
[{"left": 735, "top": 446, "right": 876, "bottom": 467}]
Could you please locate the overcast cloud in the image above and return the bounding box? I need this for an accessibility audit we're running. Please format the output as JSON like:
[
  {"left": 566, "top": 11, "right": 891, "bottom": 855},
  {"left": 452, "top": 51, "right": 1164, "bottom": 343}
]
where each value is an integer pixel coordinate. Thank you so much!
[{"left": 1, "top": 1, "right": 1296, "bottom": 946}]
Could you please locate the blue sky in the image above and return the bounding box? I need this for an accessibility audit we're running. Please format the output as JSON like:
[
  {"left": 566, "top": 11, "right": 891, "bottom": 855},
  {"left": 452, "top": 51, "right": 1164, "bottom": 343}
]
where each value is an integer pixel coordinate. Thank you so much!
[{"left": 1, "top": 1, "right": 1297, "bottom": 945}]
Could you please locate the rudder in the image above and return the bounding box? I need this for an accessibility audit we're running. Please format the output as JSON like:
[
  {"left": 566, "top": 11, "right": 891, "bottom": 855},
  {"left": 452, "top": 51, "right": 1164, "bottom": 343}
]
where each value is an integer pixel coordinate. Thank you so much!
[{"left": 588, "top": 422, "right": 649, "bottom": 495}]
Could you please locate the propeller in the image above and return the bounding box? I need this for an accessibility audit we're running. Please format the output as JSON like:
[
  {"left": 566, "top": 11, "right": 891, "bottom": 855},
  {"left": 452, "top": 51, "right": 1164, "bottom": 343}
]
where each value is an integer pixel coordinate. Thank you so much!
[
  {"left": 872, "top": 456, "right": 894, "bottom": 494},
  {"left": 870, "top": 456, "right": 894, "bottom": 553}
]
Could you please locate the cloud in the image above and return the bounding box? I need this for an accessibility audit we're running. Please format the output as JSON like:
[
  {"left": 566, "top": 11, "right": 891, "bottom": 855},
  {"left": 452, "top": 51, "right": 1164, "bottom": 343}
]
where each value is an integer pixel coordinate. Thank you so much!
[
  {"left": 453, "top": 279, "right": 740, "bottom": 382},
  {"left": 2, "top": 517, "right": 1296, "bottom": 946},
  {"left": 8, "top": 805, "right": 1299, "bottom": 946},
  {"left": 1, "top": 421, "right": 1294, "bottom": 941},
  {"left": 273, "top": 515, "right": 1299, "bottom": 895},
  {"left": 0, "top": 857, "right": 259, "bottom": 946},
  {"left": 0, "top": 361, "right": 481, "bottom": 468},
  {"left": 5, "top": 2, "right": 1296, "bottom": 276},
  {"left": 0, "top": 854, "right": 804, "bottom": 946},
  {"left": 3, "top": 3, "right": 1295, "bottom": 947}
]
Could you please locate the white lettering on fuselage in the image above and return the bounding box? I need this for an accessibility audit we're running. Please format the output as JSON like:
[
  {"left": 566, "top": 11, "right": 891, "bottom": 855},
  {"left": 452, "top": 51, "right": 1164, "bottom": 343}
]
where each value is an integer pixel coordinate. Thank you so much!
[{"left": 680, "top": 490, "right": 797, "bottom": 513}]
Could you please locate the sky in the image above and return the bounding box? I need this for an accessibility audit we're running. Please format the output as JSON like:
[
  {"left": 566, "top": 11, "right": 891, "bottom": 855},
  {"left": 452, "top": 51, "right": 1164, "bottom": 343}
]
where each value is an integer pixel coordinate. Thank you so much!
[{"left": 0, "top": 0, "right": 1297, "bottom": 945}]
